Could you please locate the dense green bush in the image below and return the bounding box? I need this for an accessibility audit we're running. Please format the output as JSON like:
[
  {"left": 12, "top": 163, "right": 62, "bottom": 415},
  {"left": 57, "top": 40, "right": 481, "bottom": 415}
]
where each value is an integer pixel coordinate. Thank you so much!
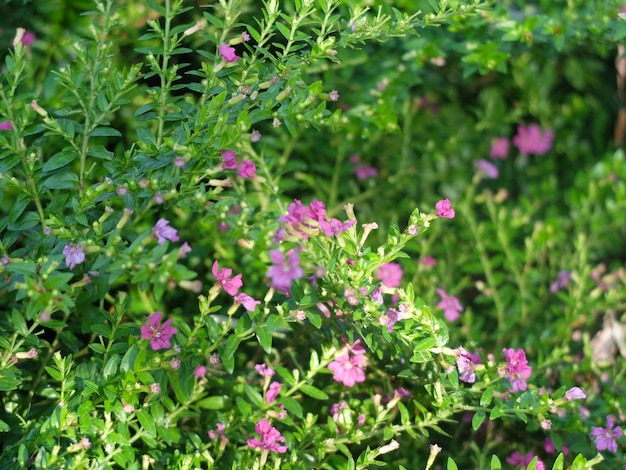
[{"left": 1, "top": 0, "right": 625, "bottom": 468}]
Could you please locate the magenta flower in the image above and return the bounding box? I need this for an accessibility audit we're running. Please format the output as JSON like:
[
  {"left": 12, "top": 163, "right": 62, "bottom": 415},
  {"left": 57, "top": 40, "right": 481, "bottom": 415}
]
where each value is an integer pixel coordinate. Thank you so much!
[
  {"left": 474, "top": 159, "right": 499, "bottom": 179},
  {"left": 63, "top": 243, "right": 86, "bottom": 270},
  {"left": 267, "top": 249, "right": 303, "bottom": 292},
  {"left": 513, "top": 124, "right": 554, "bottom": 155},
  {"left": 506, "top": 451, "right": 535, "bottom": 467},
  {"left": 328, "top": 343, "right": 367, "bottom": 387},
  {"left": 590, "top": 416, "right": 622, "bottom": 452},
  {"left": 21, "top": 31, "right": 36, "bottom": 46},
  {"left": 436, "top": 288, "right": 463, "bottom": 321},
  {"left": 141, "top": 312, "right": 178, "bottom": 351},
  {"left": 377, "top": 262, "right": 403, "bottom": 288},
  {"left": 422, "top": 255, "right": 437, "bottom": 267},
  {"left": 490, "top": 137, "right": 509, "bottom": 159},
  {"left": 211, "top": 260, "right": 243, "bottom": 296},
  {"left": 247, "top": 419, "right": 288, "bottom": 454},
  {"left": 0, "top": 120, "right": 14, "bottom": 131},
  {"left": 318, "top": 217, "right": 356, "bottom": 237},
  {"left": 237, "top": 159, "right": 256, "bottom": 178},
  {"left": 353, "top": 164, "right": 378, "bottom": 179},
  {"left": 152, "top": 218, "right": 179, "bottom": 245},
  {"left": 255, "top": 363, "right": 275, "bottom": 377},
  {"left": 219, "top": 43, "right": 239, "bottom": 62},
  {"left": 565, "top": 386, "right": 587, "bottom": 401},
  {"left": 265, "top": 381, "right": 282, "bottom": 403},
  {"left": 435, "top": 199, "right": 455, "bottom": 219},
  {"left": 234, "top": 292, "right": 261, "bottom": 311},
  {"left": 194, "top": 365, "right": 207, "bottom": 378},
  {"left": 502, "top": 348, "right": 532, "bottom": 392},
  {"left": 208, "top": 422, "right": 228, "bottom": 443},
  {"left": 221, "top": 149, "right": 239, "bottom": 169}
]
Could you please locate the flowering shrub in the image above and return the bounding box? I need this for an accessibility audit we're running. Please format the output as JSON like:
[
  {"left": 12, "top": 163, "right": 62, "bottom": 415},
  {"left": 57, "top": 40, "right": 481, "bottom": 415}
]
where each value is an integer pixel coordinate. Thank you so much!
[{"left": 1, "top": 0, "right": 626, "bottom": 469}]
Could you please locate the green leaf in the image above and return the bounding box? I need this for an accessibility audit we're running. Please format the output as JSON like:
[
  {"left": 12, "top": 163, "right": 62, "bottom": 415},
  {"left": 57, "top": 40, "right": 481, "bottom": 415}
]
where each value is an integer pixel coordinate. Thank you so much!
[
  {"left": 300, "top": 384, "right": 328, "bottom": 400},
  {"left": 256, "top": 326, "right": 272, "bottom": 353},
  {"left": 42, "top": 172, "right": 79, "bottom": 190},
  {"left": 120, "top": 344, "right": 138, "bottom": 372},
  {"left": 197, "top": 396, "right": 227, "bottom": 410},
  {"left": 223, "top": 335, "right": 241, "bottom": 360},
  {"left": 490, "top": 454, "right": 502, "bottom": 470},
  {"left": 480, "top": 387, "right": 494, "bottom": 407},
  {"left": 0, "top": 418, "right": 10, "bottom": 432},
  {"left": 43, "top": 149, "right": 76, "bottom": 172},
  {"left": 280, "top": 396, "right": 303, "bottom": 418},
  {"left": 447, "top": 457, "right": 459, "bottom": 470},
  {"left": 103, "top": 355, "right": 120, "bottom": 379},
  {"left": 551, "top": 453, "right": 564, "bottom": 470},
  {"left": 11, "top": 309, "right": 28, "bottom": 336},
  {"left": 137, "top": 410, "right": 157, "bottom": 438},
  {"left": 89, "top": 126, "right": 122, "bottom": 137}
]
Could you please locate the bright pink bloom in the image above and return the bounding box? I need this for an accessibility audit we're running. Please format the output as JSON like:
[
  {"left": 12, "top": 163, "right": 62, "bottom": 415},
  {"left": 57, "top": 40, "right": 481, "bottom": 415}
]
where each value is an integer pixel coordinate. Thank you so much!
[
  {"left": 141, "top": 312, "right": 178, "bottom": 351},
  {"left": 422, "top": 255, "right": 437, "bottom": 267},
  {"left": 490, "top": 137, "right": 509, "bottom": 159},
  {"left": 212, "top": 260, "right": 243, "bottom": 296},
  {"left": 474, "top": 159, "right": 499, "bottom": 179},
  {"left": 152, "top": 218, "right": 179, "bottom": 245},
  {"left": 194, "top": 365, "right": 207, "bottom": 378},
  {"left": 506, "top": 451, "right": 535, "bottom": 467},
  {"left": 436, "top": 288, "right": 463, "bottom": 321},
  {"left": 255, "top": 363, "right": 275, "bottom": 377},
  {"left": 502, "top": 348, "right": 532, "bottom": 392},
  {"left": 265, "top": 381, "right": 282, "bottom": 403},
  {"left": 21, "top": 31, "right": 36, "bottom": 46},
  {"left": 0, "top": 120, "right": 13, "bottom": 131},
  {"left": 208, "top": 422, "right": 228, "bottom": 442},
  {"left": 328, "top": 343, "right": 366, "bottom": 387},
  {"left": 235, "top": 292, "right": 260, "bottom": 311},
  {"left": 318, "top": 217, "right": 356, "bottom": 236},
  {"left": 456, "top": 347, "right": 478, "bottom": 383},
  {"left": 267, "top": 249, "right": 303, "bottom": 292},
  {"left": 377, "top": 262, "right": 403, "bottom": 288},
  {"left": 590, "top": 416, "right": 622, "bottom": 452},
  {"left": 237, "top": 159, "right": 256, "bottom": 178},
  {"left": 63, "top": 243, "right": 85, "bottom": 270},
  {"left": 513, "top": 124, "right": 554, "bottom": 155},
  {"left": 219, "top": 43, "right": 239, "bottom": 62},
  {"left": 247, "top": 419, "right": 288, "bottom": 454},
  {"left": 221, "top": 149, "right": 239, "bottom": 169},
  {"left": 435, "top": 199, "right": 455, "bottom": 219}
]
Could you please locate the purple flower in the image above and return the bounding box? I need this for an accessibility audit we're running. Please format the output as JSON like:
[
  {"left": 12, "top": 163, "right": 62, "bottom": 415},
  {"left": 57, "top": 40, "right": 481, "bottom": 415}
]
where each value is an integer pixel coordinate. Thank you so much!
[
  {"left": 474, "top": 159, "right": 499, "bottom": 179},
  {"left": 435, "top": 199, "right": 455, "bottom": 219},
  {"left": 506, "top": 451, "right": 535, "bottom": 467},
  {"left": 377, "top": 262, "right": 403, "bottom": 288},
  {"left": 247, "top": 419, "right": 288, "bottom": 454},
  {"left": 456, "top": 347, "right": 478, "bottom": 383},
  {"left": 255, "top": 363, "right": 275, "bottom": 377},
  {"left": 318, "top": 217, "right": 355, "bottom": 237},
  {"left": 63, "top": 243, "right": 85, "bottom": 270},
  {"left": 590, "top": 416, "right": 622, "bottom": 452},
  {"left": 328, "top": 342, "right": 367, "bottom": 387},
  {"left": 490, "top": 137, "right": 509, "bottom": 159},
  {"left": 565, "top": 386, "right": 586, "bottom": 401},
  {"left": 265, "top": 381, "right": 282, "bottom": 403},
  {"left": 21, "top": 31, "right": 36, "bottom": 46},
  {"left": 152, "top": 218, "right": 179, "bottom": 245},
  {"left": 237, "top": 159, "right": 256, "bottom": 178},
  {"left": 0, "top": 120, "right": 14, "bottom": 131},
  {"left": 550, "top": 270, "right": 572, "bottom": 293},
  {"left": 141, "top": 312, "right": 178, "bottom": 351},
  {"left": 234, "top": 292, "right": 261, "bottom": 311},
  {"left": 502, "top": 348, "right": 532, "bottom": 392},
  {"left": 219, "top": 43, "right": 239, "bottom": 62},
  {"left": 212, "top": 260, "right": 243, "bottom": 296},
  {"left": 513, "top": 124, "right": 554, "bottom": 156},
  {"left": 221, "top": 149, "right": 239, "bottom": 169},
  {"left": 436, "top": 288, "right": 463, "bottom": 321},
  {"left": 267, "top": 249, "right": 303, "bottom": 292}
]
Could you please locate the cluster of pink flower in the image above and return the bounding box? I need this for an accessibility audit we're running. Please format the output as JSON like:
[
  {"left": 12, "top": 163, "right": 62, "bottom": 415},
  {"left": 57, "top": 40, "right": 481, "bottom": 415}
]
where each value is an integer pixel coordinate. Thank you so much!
[
  {"left": 220, "top": 149, "right": 256, "bottom": 179},
  {"left": 328, "top": 339, "right": 367, "bottom": 387},
  {"left": 348, "top": 154, "right": 378, "bottom": 180},
  {"left": 212, "top": 260, "right": 261, "bottom": 311},
  {"left": 276, "top": 199, "right": 356, "bottom": 241}
]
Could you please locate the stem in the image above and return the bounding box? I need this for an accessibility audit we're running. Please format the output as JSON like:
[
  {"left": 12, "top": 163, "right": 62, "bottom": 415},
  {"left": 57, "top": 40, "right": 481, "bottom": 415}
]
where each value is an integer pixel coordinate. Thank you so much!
[{"left": 156, "top": 0, "right": 172, "bottom": 148}]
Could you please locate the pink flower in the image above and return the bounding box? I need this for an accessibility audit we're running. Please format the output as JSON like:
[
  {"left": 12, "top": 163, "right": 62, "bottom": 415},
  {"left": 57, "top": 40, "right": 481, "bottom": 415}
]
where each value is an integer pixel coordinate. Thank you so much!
[
  {"left": 21, "top": 31, "right": 36, "bottom": 46},
  {"left": 212, "top": 260, "right": 243, "bottom": 296},
  {"left": 265, "top": 382, "right": 282, "bottom": 403},
  {"left": 221, "top": 149, "right": 239, "bottom": 169},
  {"left": 0, "top": 120, "right": 14, "bottom": 131},
  {"left": 377, "top": 262, "right": 403, "bottom": 288},
  {"left": 490, "top": 137, "right": 509, "bottom": 159},
  {"left": 247, "top": 419, "right": 288, "bottom": 454},
  {"left": 234, "top": 292, "right": 261, "bottom": 311},
  {"left": 152, "top": 218, "right": 179, "bottom": 245},
  {"left": 590, "top": 416, "right": 622, "bottom": 453},
  {"left": 328, "top": 342, "right": 367, "bottom": 387},
  {"left": 506, "top": 451, "right": 535, "bottom": 467},
  {"left": 379, "top": 307, "right": 410, "bottom": 332},
  {"left": 267, "top": 249, "right": 303, "bottom": 292},
  {"left": 474, "top": 159, "right": 499, "bottom": 179},
  {"left": 502, "top": 348, "right": 532, "bottom": 392},
  {"left": 255, "top": 363, "right": 275, "bottom": 377},
  {"left": 513, "top": 124, "right": 554, "bottom": 155},
  {"left": 194, "top": 365, "right": 207, "bottom": 378},
  {"left": 318, "top": 217, "right": 356, "bottom": 237},
  {"left": 436, "top": 288, "right": 463, "bottom": 321},
  {"left": 456, "top": 347, "right": 479, "bottom": 383},
  {"left": 422, "top": 255, "right": 437, "bottom": 267},
  {"left": 63, "top": 243, "right": 85, "bottom": 270},
  {"left": 550, "top": 270, "right": 572, "bottom": 293},
  {"left": 219, "top": 43, "right": 239, "bottom": 62},
  {"left": 565, "top": 386, "right": 586, "bottom": 401},
  {"left": 237, "top": 159, "right": 256, "bottom": 178},
  {"left": 435, "top": 199, "right": 455, "bottom": 219},
  {"left": 141, "top": 312, "right": 178, "bottom": 351},
  {"left": 208, "top": 422, "right": 228, "bottom": 442}
]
